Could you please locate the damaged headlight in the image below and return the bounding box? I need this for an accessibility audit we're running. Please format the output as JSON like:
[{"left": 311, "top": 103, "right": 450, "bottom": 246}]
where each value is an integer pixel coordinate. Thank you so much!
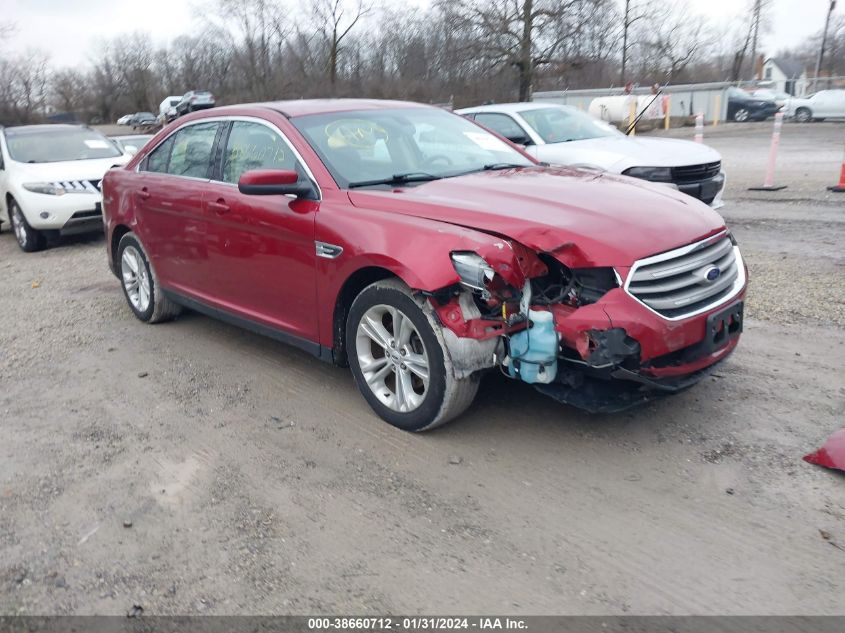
[
  {"left": 450, "top": 252, "right": 495, "bottom": 292},
  {"left": 531, "top": 254, "right": 618, "bottom": 307}
]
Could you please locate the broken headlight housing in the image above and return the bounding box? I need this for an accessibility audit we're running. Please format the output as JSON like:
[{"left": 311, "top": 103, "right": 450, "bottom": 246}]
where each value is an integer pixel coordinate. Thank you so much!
[
  {"left": 450, "top": 252, "right": 495, "bottom": 292},
  {"left": 531, "top": 254, "right": 618, "bottom": 307}
]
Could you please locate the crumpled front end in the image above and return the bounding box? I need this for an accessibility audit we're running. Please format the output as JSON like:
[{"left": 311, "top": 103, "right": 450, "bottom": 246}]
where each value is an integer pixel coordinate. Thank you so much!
[{"left": 428, "top": 230, "right": 747, "bottom": 413}]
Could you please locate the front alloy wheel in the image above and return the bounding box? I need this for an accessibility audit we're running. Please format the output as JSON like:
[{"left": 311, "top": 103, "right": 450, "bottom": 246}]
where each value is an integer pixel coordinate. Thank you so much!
[
  {"left": 10, "top": 200, "right": 45, "bottom": 252},
  {"left": 347, "top": 279, "right": 479, "bottom": 431},
  {"left": 794, "top": 108, "right": 812, "bottom": 123},
  {"left": 356, "top": 304, "right": 430, "bottom": 413}
]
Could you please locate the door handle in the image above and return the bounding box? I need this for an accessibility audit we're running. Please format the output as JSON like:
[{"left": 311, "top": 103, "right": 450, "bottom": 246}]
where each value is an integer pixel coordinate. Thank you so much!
[
  {"left": 137, "top": 187, "right": 150, "bottom": 200},
  {"left": 208, "top": 199, "right": 229, "bottom": 214}
]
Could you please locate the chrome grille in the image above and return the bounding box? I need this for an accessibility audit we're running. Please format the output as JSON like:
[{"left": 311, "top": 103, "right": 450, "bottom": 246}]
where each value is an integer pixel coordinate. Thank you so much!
[{"left": 626, "top": 234, "right": 744, "bottom": 319}]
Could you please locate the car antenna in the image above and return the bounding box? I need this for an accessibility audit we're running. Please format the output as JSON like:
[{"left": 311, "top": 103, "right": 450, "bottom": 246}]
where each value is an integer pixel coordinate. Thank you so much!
[{"left": 625, "top": 75, "right": 673, "bottom": 136}]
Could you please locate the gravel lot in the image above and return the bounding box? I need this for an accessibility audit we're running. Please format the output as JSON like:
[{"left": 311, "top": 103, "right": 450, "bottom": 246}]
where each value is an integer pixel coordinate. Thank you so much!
[{"left": 1, "top": 121, "right": 844, "bottom": 615}]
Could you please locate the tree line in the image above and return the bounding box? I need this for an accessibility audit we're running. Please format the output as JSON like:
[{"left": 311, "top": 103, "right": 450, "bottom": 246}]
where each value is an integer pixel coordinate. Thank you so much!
[{"left": 0, "top": 0, "right": 843, "bottom": 126}]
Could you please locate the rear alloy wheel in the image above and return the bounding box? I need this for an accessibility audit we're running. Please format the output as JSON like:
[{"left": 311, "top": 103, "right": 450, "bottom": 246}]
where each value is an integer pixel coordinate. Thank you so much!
[
  {"left": 9, "top": 199, "right": 45, "bottom": 252},
  {"left": 794, "top": 107, "right": 812, "bottom": 123},
  {"left": 733, "top": 108, "right": 750, "bottom": 122},
  {"left": 117, "top": 232, "right": 182, "bottom": 323},
  {"left": 347, "top": 278, "right": 479, "bottom": 431}
]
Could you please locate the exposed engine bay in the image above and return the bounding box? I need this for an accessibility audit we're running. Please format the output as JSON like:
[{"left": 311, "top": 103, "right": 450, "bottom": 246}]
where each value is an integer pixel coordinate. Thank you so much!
[{"left": 425, "top": 237, "right": 742, "bottom": 413}]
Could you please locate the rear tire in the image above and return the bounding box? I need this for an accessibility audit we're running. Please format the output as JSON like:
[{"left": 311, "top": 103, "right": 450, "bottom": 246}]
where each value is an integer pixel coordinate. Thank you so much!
[
  {"left": 346, "top": 278, "right": 479, "bottom": 431},
  {"left": 9, "top": 199, "right": 45, "bottom": 252},
  {"left": 733, "top": 108, "right": 750, "bottom": 122},
  {"left": 117, "top": 232, "right": 182, "bottom": 323}
]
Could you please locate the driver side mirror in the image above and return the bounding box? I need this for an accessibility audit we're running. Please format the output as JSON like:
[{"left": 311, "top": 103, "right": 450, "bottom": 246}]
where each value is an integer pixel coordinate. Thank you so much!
[{"left": 238, "top": 169, "right": 316, "bottom": 199}]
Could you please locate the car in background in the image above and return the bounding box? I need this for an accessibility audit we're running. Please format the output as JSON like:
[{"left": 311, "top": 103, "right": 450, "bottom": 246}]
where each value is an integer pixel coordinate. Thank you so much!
[
  {"left": 174, "top": 91, "right": 216, "bottom": 117},
  {"left": 457, "top": 102, "right": 726, "bottom": 208},
  {"left": 110, "top": 134, "right": 154, "bottom": 156},
  {"left": 725, "top": 87, "right": 780, "bottom": 122},
  {"left": 750, "top": 88, "right": 791, "bottom": 108},
  {"left": 127, "top": 112, "right": 157, "bottom": 129},
  {"left": 116, "top": 114, "right": 133, "bottom": 126},
  {"left": 158, "top": 96, "right": 182, "bottom": 124},
  {"left": 0, "top": 124, "right": 131, "bottom": 251},
  {"left": 102, "top": 100, "right": 746, "bottom": 431},
  {"left": 786, "top": 90, "right": 845, "bottom": 122}
]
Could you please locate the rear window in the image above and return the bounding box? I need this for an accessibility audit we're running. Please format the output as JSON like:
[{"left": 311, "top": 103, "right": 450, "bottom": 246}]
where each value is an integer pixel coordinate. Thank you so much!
[
  {"left": 142, "top": 122, "right": 220, "bottom": 178},
  {"left": 5, "top": 127, "right": 123, "bottom": 163}
]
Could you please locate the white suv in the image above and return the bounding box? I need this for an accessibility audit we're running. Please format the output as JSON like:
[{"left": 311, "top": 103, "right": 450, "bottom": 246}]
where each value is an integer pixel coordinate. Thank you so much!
[{"left": 0, "top": 124, "right": 131, "bottom": 252}]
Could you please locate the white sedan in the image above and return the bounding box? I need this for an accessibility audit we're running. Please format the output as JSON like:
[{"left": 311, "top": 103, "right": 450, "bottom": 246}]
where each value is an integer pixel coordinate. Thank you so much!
[
  {"left": 785, "top": 90, "right": 845, "bottom": 122},
  {"left": 457, "top": 102, "right": 725, "bottom": 208}
]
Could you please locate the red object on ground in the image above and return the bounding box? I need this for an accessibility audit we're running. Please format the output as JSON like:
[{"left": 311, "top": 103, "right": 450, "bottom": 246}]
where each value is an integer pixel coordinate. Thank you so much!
[
  {"left": 828, "top": 143, "right": 845, "bottom": 192},
  {"left": 804, "top": 428, "right": 845, "bottom": 472}
]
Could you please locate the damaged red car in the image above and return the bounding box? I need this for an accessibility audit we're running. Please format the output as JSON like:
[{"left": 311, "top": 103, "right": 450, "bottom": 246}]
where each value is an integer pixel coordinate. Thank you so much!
[{"left": 102, "top": 100, "right": 747, "bottom": 431}]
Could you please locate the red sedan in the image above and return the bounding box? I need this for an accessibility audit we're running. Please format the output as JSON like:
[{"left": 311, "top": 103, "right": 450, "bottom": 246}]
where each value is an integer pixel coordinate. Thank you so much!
[{"left": 102, "top": 99, "right": 746, "bottom": 431}]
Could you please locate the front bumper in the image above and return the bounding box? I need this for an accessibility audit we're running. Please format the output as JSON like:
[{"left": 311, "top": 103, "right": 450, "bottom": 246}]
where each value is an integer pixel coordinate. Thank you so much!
[
  {"left": 534, "top": 348, "right": 735, "bottom": 413},
  {"left": 17, "top": 189, "right": 103, "bottom": 232},
  {"left": 538, "top": 276, "right": 746, "bottom": 412},
  {"left": 675, "top": 172, "right": 725, "bottom": 206}
]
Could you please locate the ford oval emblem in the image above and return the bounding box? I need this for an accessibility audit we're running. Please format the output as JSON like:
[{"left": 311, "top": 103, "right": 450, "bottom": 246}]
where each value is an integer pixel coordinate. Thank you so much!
[{"left": 705, "top": 266, "right": 721, "bottom": 282}]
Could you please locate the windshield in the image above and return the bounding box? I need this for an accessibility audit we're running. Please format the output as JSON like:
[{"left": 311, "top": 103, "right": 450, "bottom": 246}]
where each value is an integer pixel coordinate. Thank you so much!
[
  {"left": 5, "top": 126, "right": 123, "bottom": 163},
  {"left": 518, "top": 107, "right": 620, "bottom": 144},
  {"left": 291, "top": 107, "right": 534, "bottom": 188}
]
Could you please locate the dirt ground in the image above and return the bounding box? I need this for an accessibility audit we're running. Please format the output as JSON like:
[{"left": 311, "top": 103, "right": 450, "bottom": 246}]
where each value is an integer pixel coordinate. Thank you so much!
[{"left": 1, "top": 121, "right": 844, "bottom": 616}]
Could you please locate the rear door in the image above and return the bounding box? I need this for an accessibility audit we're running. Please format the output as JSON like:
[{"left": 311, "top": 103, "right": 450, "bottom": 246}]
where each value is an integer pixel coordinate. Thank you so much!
[
  {"left": 200, "top": 118, "right": 319, "bottom": 342},
  {"left": 134, "top": 120, "right": 223, "bottom": 294}
]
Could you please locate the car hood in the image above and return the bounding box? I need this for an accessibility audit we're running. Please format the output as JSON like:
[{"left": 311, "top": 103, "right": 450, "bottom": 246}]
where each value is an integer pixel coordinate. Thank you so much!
[
  {"left": 347, "top": 167, "right": 726, "bottom": 267},
  {"left": 10, "top": 155, "right": 131, "bottom": 182},
  {"left": 530, "top": 135, "right": 721, "bottom": 173}
]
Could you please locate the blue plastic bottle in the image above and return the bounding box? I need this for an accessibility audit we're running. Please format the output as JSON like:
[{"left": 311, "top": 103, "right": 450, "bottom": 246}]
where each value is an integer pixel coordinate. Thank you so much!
[{"left": 507, "top": 310, "right": 559, "bottom": 384}]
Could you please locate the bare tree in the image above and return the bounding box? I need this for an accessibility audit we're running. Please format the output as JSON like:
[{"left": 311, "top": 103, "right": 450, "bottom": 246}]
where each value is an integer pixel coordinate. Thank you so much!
[
  {"left": 441, "top": 0, "right": 591, "bottom": 101},
  {"left": 631, "top": 1, "right": 712, "bottom": 83},
  {"left": 0, "top": 52, "right": 50, "bottom": 124},
  {"left": 306, "top": 0, "right": 372, "bottom": 94}
]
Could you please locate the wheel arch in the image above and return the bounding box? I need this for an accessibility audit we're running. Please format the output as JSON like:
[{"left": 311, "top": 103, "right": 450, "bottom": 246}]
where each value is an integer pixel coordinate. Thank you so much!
[
  {"left": 110, "top": 224, "right": 133, "bottom": 274},
  {"left": 330, "top": 265, "right": 400, "bottom": 366},
  {"left": 795, "top": 106, "right": 813, "bottom": 120}
]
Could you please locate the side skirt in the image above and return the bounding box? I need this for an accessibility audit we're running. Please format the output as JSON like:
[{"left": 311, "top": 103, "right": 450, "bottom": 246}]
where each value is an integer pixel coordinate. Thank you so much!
[{"left": 162, "top": 289, "right": 335, "bottom": 363}]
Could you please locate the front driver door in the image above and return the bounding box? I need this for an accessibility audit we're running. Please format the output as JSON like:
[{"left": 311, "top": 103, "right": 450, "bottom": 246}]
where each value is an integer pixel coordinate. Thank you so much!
[{"left": 201, "top": 118, "right": 319, "bottom": 344}]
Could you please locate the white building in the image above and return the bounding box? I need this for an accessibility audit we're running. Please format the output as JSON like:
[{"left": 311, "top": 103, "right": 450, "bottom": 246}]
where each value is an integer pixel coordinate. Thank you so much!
[{"left": 761, "top": 57, "right": 808, "bottom": 96}]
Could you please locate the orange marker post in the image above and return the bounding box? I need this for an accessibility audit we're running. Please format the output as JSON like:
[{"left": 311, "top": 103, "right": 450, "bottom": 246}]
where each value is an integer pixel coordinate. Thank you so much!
[{"left": 749, "top": 112, "right": 788, "bottom": 191}]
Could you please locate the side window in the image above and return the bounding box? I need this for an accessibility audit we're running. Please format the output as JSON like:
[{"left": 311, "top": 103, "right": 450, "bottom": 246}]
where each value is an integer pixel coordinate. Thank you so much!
[
  {"left": 167, "top": 122, "right": 220, "bottom": 179},
  {"left": 144, "top": 136, "right": 175, "bottom": 173},
  {"left": 473, "top": 113, "right": 529, "bottom": 142},
  {"left": 221, "top": 121, "right": 297, "bottom": 184}
]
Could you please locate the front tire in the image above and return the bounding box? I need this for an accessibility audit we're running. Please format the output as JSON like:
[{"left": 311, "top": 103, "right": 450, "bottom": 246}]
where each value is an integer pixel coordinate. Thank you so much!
[
  {"left": 117, "top": 232, "right": 181, "bottom": 323},
  {"left": 795, "top": 107, "right": 812, "bottom": 123},
  {"left": 347, "top": 278, "right": 479, "bottom": 431},
  {"left": 9, "top": 199, "right": 45, "bottom": 252}
]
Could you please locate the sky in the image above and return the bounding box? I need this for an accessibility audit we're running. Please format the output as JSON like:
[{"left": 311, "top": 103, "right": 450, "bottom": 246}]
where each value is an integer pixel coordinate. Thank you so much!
[{"left": 1, "top": 0, "right": 840, "bottom": 70}]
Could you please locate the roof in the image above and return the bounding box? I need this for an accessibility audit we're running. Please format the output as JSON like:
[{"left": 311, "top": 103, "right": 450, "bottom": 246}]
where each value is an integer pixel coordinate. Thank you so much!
[
  {"left": 768, "top": 57, "right": 805, "bottom": 78},
  {"left": 456, "top": 102, "right": 569, "bottom": 114},
  {"left": 3, "top": 124, "right": 86, "bottom": 135},
  {"left": 243, "top": 98, "right": 433, "bottom": 118}
]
